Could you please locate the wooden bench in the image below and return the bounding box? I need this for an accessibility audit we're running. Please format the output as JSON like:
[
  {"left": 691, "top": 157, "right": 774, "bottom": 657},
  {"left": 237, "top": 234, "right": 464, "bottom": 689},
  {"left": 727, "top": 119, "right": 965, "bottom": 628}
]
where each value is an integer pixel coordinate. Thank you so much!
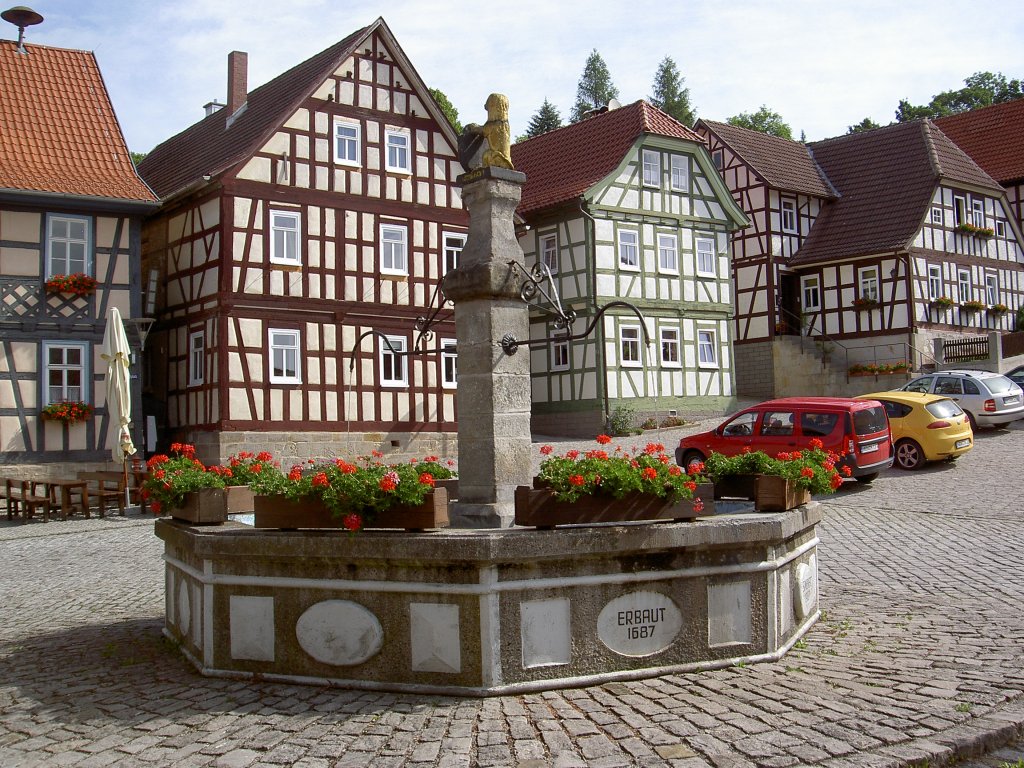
[
  {"left": 2, "top": 478, "right": 52, "bottom": 522},
  {"left": 76, "top": 472, "right": 126, "bottom": 517}
]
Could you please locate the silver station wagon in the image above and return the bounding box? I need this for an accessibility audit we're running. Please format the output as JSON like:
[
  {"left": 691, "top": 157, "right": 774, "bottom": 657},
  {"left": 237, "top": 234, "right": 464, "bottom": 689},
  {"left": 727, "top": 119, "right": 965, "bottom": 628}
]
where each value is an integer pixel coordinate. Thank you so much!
[{"left": 900, "top": 369, "right": 1024, "bottom": 429}]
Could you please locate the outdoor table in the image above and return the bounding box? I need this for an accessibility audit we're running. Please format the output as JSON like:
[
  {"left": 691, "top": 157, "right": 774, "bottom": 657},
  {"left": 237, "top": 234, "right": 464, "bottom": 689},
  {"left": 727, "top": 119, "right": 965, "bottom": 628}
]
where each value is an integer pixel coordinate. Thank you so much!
[
  {"left": 90, "top": 470, "right": 148, "bottom": 514},
  {"left": 35, "top": 479, "right": 90, "bottom": 520}
]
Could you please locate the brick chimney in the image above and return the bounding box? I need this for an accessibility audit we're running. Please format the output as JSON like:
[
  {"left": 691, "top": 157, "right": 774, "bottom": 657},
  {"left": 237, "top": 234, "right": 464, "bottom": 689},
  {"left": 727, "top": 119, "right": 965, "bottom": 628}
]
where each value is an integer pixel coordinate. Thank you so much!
[{"left": 227, "top": 51, "right": 248, "bottom": 115}]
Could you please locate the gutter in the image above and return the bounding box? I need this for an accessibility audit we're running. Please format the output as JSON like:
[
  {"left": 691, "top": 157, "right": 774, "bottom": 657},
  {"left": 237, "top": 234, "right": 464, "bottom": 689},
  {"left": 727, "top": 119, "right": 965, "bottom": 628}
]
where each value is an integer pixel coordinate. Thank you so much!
[
  {"left": 0, "top": 188, "right": 159, "bottom": 214},
  {"left": 577, "top": 197, "right": 610, "bottom": 427}
]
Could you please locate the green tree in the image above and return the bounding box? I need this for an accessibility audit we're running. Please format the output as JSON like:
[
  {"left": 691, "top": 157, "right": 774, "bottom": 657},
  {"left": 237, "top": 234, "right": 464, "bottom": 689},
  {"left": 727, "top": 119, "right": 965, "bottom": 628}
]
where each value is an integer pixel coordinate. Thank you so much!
[
  {"left": 896, "top": 71, "right": 1024, "bottom": 122},
  {"left": 847, "top": 117, "right": 882, "bottom": 134},
  {"left": 522, "top": 98, "right": 563, "bottom": 140},
  {"left": 726, "top": 105, "right": 793, "bottom": 140},
  {"left": 429, "top": 87, "right": 462, "bottom": 133},
  {"left": 650, "top": 56, "right": 695, "bottom": 126},
  {"left": 130, "top": 151, "right": 147, "bottom": 166},
  {"left": 570, "top": 49, "right": 619, "bottom": 123}
]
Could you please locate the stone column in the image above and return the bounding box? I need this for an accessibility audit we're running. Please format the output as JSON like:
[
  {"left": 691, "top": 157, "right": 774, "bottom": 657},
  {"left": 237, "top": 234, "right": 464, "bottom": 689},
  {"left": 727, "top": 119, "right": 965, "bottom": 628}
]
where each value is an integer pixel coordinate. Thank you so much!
[{"left": 442, "top": 167, "right": 531, "bottom": 528}]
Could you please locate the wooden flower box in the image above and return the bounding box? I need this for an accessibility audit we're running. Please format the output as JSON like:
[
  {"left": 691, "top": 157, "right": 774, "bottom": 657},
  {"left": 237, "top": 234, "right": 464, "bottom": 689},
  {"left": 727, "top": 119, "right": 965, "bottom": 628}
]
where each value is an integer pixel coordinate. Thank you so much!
[
  {"left": 713, "top": 474, "right": 810, "bottom": 512},
  {"left": 252, "top": 487, "right": 448, "bottom": 531},
  {"left": 514, "top": 483, "right": 714, "bottom": 529},
  {"left": 173, "top": 486, "right": 255, "bottom": 525}
]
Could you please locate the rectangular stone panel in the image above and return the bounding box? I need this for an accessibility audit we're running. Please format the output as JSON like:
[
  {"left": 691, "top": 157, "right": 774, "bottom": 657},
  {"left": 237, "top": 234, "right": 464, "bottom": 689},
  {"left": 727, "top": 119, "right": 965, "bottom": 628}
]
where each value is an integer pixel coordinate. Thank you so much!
[
  {"left": 707, "top": 580, "right": 752, "bottom": 647},
  {"left": 410, "top": 603, "right": 461, "bottom": 674},
  {"left": 230, "top": 595, "right": 275, "bottom": 662},
  {"left": 521, "top": 598, "right": 570, "bottom": 668}
]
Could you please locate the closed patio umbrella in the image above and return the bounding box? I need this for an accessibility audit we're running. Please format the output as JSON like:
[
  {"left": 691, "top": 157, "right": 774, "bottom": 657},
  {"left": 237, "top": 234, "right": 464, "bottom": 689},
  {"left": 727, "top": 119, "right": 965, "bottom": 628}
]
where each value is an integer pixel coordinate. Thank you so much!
[{"left": 101, "top": 307, "right": 136, "bottom": 507}]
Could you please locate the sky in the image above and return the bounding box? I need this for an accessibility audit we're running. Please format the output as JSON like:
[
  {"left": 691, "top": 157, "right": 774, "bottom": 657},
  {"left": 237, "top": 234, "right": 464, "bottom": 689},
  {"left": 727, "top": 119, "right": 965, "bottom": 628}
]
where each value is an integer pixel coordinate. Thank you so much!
[{"left": 10, "top": 0, "right": 1024, "bottom": 155}]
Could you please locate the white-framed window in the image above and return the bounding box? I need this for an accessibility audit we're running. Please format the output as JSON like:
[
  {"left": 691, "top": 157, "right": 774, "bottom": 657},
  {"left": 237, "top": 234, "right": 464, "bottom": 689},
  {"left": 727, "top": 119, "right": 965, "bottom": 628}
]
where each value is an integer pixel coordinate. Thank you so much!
[
  {"left": 781, "top": 199, "right": 797, "bottom": 234},
  {"left": 958, "top": 269, "right": 971, "bottom": 302},
  {"left": 931, "top": 206, "right": 943, "bottom": 225},
  {"left": 660, "top": 327, "right": 680, "bottom": 366},
  {"left": 971, "top": 198, "right": 985, "bottom": 228},
  {"left": 540, "top": 232, "right": 558, "bottom": 274},
  {"left": 657, "top": 233, "right": 678, "bottom": 273},
  {"left": 188, "top": 330, "right": 205, "bottom": 387},
  {"left": 380, "top": 335, "right": 407, "bottom": 386},
  {"left": 697, "top": 329, "right": 717, "bottom": 367},
  {"left": 443, "top": 232, "right": 465, "bottom": 275},
  {"left": 985, "top": 273, "right": 999, "bottom": 305},
  {"left": 642, "top": 149, "right": 661, "bottom": 187},
  {"left": 712, "top": 150, "right": 723, "bottom": 170},
  {"left": 46, "top": 214, "right": 90, "bottom": 278},
  {"left": 670, "top": 155, "right": 688, "bottom": 191},
  {"left": 995, "top": 220, "right": 1006, "bottom": 239},
  {"left": 268, "top": 329, "right": 301, "bottom": 384},
  {"left": 441, "top": 339, "right": 457, "bottom": 388},
  {"left": 333, "top": 118, "right": 360, "bottom": 166},
  {"left": 43, "top": 341, "right": 87, "bottom": 405},
  {"left": 618, "top": 230, "right": 639, "bottom": 270},
  {"left": 385, "top": 129, "right": 410, "bottom": 172},
  {"left": 695, "top": 236, "right": 716, "bottom": 277},
  {"left": 859, "top": 266, "right": 879, "bottom": 302},
  {"left": 927, "top": 264, "right": 942, "bottom": 300},
  {"left": 801, "top": 275, "right": 820, "bottom": 311},
  {"left": 551, "top": 338, "right": 569, "bottom": 370},
  {"left": 380, "top": 224, "right": 408, "bottom": 275},
  {"left": 270, "top": 210, "right": 301, "bottom": 265},
  {"left": 953, "top": 196, "right": 966, "bottom": 226},
  {"left": 620, "top": 325, "right": 641, "bottom": 366}
]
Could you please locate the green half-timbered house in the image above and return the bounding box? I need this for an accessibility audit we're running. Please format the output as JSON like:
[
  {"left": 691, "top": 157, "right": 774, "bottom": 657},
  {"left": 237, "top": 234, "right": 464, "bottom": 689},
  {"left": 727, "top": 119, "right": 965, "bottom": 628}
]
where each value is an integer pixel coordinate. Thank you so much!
[{"left": 512, "top": 101, "right": 748, "bottom": 436}]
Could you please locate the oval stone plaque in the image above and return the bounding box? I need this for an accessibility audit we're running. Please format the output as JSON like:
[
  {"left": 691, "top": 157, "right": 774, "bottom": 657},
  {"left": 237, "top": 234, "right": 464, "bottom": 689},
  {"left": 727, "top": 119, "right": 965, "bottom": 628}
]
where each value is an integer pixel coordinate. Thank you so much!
[
  {"left": 296, "top": 600, "right": 383, "bottom": 666},
  {"left": 597, "top": 591, "right": 682, "bottom": 657},
  {"left": 177, "top": 579, "right": 191, "bottom": 635},
  {"left": 794, "top": 554, "right": 818, "bottom": 619}
]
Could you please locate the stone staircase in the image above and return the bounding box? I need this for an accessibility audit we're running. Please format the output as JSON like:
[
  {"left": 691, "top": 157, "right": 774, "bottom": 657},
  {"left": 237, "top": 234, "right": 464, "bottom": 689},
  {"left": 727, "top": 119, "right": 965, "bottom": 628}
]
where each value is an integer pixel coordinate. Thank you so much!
[{"left": 771, "top": 335, "right": 909, "bottom": 398}]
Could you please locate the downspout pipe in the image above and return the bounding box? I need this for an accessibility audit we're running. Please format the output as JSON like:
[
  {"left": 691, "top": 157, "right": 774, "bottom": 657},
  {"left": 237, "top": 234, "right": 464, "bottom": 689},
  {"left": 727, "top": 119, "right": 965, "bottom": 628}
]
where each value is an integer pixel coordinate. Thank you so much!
[{"left": 577, "top": 198, "right": 610, "bottom": 428}]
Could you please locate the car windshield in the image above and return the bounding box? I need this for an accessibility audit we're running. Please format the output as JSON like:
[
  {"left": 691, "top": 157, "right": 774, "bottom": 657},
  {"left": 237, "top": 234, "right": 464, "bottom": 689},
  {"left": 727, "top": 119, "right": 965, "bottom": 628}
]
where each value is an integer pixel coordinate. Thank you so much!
[
  {"left": 925, "top": 399, "right": 964, "bottom": 419},
  {"left": 984, "top": 375, "right": 1017, "bottom": 394},
  {"left": 852, "top": 406, "right": 887, "bottom": 435}
]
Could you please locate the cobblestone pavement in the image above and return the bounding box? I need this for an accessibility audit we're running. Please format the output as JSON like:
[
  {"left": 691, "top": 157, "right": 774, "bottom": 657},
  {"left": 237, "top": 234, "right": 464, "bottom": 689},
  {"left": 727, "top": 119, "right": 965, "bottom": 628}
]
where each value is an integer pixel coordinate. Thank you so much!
[{"left": 1, "top": 422, "right": 1023, "bottom": 767}]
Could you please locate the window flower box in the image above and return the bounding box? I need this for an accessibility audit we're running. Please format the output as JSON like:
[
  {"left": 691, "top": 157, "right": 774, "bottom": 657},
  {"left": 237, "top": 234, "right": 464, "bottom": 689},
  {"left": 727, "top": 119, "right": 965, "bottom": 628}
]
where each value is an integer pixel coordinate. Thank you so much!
[
  {"left": 44, "top": 273, "right": 97, "bottom": 296},
  {"left": 40, "top": 400, "right": 93, "bottom": 425},
  {"left": 852, "top": 296, "right": 877, "bottom": 309},
  {"left": 961, "top": 300, "right": 986, "bottom": 313},
  {"left": 930, "top": 296, "right": 954, "bottom": 309},
  {"left": 988, "top": 304, "right": 1009, "bottom": 316},
  {"left": 955, "top": 222, "right": 994, "bottom": 239}
]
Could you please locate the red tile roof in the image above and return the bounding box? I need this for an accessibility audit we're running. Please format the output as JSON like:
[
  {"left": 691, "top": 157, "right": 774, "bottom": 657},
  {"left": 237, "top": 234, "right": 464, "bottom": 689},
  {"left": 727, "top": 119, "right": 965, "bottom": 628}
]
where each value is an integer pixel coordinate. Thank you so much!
[
  {"left": 935, "top": 100, "right": 1024, "bottom": 184},
  {"left": 511, "top": 101, "right": 704, "bottom": 217},
  {"left": 0, "top": 40, "right": 156, "bottom": 202},
  {"left": 696, "top": 120, "right": 835, "bottom": 198},
  {"left": 791, "top": 121, "right": 1002, "bottom": 264}
]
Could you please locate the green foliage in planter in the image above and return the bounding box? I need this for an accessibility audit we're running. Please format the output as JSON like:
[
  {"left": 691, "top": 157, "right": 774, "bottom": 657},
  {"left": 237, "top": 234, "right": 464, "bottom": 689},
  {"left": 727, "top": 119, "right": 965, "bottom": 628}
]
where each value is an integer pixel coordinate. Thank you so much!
[
  {"left": 989, "top": 303, "right": 1009, "bottom": 315},
  {"left": 930, "top": 296, "right": 954, "bottom": 309},
  {"left": 955, "top": 222, "right": 994, "bottom": 238},
  {"left": 703, "top": 442, "right": 846, "bottom": 495},
  {"left": 40, "top": 400, "right": 93, "bottom": 424},
  {"left": 142, "top": 444, "right": 278, "bottom": 514},
  {"left": 961, "top": 300, "right": 986, "bottom": 313},
  {"left": 608, "top": 406, "right": 635, "bottom": 437}
]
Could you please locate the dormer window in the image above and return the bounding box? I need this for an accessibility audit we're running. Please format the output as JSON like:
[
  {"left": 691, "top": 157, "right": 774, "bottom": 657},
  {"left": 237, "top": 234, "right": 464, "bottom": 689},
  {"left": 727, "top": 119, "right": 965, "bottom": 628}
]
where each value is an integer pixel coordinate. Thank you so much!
[{"left": 642, "top": 150, "right": 660, "bottom": 187}]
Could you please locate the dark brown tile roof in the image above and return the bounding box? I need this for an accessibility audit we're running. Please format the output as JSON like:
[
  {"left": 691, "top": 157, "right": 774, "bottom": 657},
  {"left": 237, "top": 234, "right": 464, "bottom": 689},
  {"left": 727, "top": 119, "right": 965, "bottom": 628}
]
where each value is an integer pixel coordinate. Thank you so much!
[
  {"left": 791, "top": 121, "right": 1003, "bottom": 265},
  {"left": 0, "top": 40, "right": 156, "bottom": 202},
  {"left": 138, "top": 23, "right": 373, "bottom": 198},
  {"left": 696, "top": 119, "right": 835, "bottom": 198},
  {"left": 511, "top": 101, "right": 705, "bottom": 217},
  {"left": 935, "top": 100, "right": 1024, "bottom": 184}
]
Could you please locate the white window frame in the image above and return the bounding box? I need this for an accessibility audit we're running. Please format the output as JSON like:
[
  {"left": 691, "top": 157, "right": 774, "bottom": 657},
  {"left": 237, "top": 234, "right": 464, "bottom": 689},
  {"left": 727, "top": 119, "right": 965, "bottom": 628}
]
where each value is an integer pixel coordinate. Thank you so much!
[
  {"left": 540, "top": 232, "right": 558, "bottom": 275},
  {"left": 618, "top": 230, "right": 639, "bottom": 271},
  {"left": 995, "top": 220, "right": 1006, "bottom": 239},
  {"left": 859, "top": 266, "right": 879, "bottom": 302},
  {"left": 695, "top": 236, "right": 716, "bottom": 277},
  {"left": 620, "top": 325, "right": 642, "bottom": 367},
  {"left": 670, "top": 155, "right": 688, "bottom": 192},
  {"left": 380, "top": 334, "right": 407, "bottom": 387},
  {"left": 441, "top": 338, "right": 457, "bottom": 388},
  {"left": 42, "top": 340, "right": 88, "bottom": 405},
  {"left": 958, "top": 269, "right": 971, "bottom": 303},
  {"left": 659, "top": 327, "right": 680, "bottom": 367},
  {"left": 985, "top": 273, "right": 999, "bottom": 306},
  {"left": 385, "top": 128, "right": 411, "bottom": 173},
  {"left": 657, "top": 233, "right": 678, "bottom": 274},
  {"left": 927, "top": 264, "right": 942, "bottom": 300},
  {"left": 188, "top": 330, "right": 205, "bottom": 387},
  {"left": 712, "top": 150, "right": 723, "bottom": 170},
  {"left": 333, "top": 118, "right": 361, "bottom": 166},
  {"left": 953, "top": 195, "right": 966, "bottom": 226},
  {"left": 930, "top": 206, "right": 943, "bottom": 225},
  {"left": 971, "top": 198, "right": 985, "bottom": 228},
  {"left": 268, "top": 329, "right": 301, "bottom": 384},
  {"left": 46, "top": 214, "right": 91, "bottom": 278},
  {"left": 642, "top": 149, "right": 661, "bottom": 187},
  {"left": 801, "top": 275, "right": 821, "bottom": 311},
  {"left": 269, "top": 210, "right": 301, "bottom": 265},
  {"left": 443, "top": 232, "right": 465, "bottom": 275},
  {"left": 780, "top": 199, "right": 798, "bottom": 234},
  {"left": 380, "top": 224, "right": 408, "bottom": 275},
  {"left": 697, "top": 329, "right": 718, "bottom": 368},
  {"left": 551, "top": 338, "right": 569, "bottom": 371}
]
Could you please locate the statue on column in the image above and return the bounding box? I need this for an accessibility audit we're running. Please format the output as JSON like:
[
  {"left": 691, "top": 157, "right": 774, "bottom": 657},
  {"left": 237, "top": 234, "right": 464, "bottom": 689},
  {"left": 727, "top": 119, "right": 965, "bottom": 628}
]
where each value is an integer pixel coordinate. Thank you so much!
[{"left": 458, "top": 93, "right": 515, "bottom": 171}]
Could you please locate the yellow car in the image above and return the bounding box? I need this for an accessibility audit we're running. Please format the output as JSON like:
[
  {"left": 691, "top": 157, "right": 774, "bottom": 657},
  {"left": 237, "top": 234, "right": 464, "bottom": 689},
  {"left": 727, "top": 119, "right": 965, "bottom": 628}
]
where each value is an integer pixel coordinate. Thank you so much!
[{"left": 857, "top": 391, "right": 973, "bottom": 470}]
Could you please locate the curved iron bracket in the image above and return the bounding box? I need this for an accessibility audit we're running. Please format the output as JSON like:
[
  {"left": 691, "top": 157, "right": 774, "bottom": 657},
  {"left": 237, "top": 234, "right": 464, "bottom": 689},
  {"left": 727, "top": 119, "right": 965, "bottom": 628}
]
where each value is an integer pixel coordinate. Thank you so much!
[
  {"left": 500, "top": 300, "right": 651, "bottom": 355},
  {"left": 507, "top": 260, "right": 576, "bottom": 330}
]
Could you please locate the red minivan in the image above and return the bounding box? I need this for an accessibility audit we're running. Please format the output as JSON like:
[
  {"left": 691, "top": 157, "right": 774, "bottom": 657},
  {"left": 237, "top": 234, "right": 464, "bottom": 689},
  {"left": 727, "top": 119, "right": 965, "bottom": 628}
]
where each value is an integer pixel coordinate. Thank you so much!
[{"left": 676, "top": 397, "right": 894, "bottom": 483}]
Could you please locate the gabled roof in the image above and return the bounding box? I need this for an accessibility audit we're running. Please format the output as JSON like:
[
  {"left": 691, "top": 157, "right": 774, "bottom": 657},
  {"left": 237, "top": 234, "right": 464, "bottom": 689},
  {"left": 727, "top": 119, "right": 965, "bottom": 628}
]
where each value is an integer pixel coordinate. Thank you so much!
[
  {"left": 0, "top": 40, "right": 156, "bottom": 202},
  {"left": 935, "top": 100, "right": 1024, "bottom": 185},
  {"left": 696, "top": 119, "right": 835, "bottom": 198},
  {"left": 791, "top": 120, "right": 1003, "bottom": 265},
  {"left": 511, "top": 101, "right": 705, "bottom": 217}
]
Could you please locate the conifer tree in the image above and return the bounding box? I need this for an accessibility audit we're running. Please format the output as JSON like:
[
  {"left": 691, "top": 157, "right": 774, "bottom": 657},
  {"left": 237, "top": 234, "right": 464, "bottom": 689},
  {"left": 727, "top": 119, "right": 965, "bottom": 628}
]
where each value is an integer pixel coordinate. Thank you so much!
[
  {"left": 570, "top": 50, "right": 619, "bottom": 122},
  {"left": 523, "top": 98, "right": 563, "bottom": 139},
  {"left": 650, "top": 57, "right": 695, "bottom": 126}
]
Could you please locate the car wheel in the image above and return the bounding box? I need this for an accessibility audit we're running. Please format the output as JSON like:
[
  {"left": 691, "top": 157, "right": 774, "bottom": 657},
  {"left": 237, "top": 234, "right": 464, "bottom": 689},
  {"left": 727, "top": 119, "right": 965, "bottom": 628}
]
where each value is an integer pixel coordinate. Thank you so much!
[
  {"left": 965, "top": 411, "right": 978, "bottom": 432},
  {"left": 682, "top": 450, "right": 706, "bottom": 472},
  {"left": 894, "top": 439, "right": 925, "bottom": 470},
  {"left": 854, "top": 472, "right": 878, "bottom": 484}
]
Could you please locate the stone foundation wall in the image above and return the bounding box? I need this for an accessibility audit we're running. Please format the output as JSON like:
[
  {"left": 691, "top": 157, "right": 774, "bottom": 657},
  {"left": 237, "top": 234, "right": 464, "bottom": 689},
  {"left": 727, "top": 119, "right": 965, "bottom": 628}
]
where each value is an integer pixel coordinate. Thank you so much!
[{"left": 734, "top": 342, "right": 775, "bottom": 399}]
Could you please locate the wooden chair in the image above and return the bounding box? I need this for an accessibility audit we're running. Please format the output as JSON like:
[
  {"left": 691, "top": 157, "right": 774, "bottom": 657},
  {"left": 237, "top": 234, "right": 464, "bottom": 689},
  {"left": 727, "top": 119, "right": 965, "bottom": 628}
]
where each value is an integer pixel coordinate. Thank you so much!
[
  {"left": 3, "top": 478, "right": 51, "bottom": 522},
  {"left": 77, "top": 472, "right": 125, "bottom": 517}
]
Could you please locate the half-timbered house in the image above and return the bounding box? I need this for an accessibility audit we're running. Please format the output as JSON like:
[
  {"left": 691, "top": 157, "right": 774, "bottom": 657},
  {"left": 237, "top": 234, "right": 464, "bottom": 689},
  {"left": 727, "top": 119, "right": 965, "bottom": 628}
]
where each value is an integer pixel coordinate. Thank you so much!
[
  {"left": 137, "top": 19, "right": 466, "bottom": 463},
  {"left": 0, "top": 37, "right": 157, "bottom": 473},
  {"left": 696, "top": 119, "right": 1024, "bottom": 399},
  {"left": 512, "top": 102, "right": 749, "bottom": 436}
]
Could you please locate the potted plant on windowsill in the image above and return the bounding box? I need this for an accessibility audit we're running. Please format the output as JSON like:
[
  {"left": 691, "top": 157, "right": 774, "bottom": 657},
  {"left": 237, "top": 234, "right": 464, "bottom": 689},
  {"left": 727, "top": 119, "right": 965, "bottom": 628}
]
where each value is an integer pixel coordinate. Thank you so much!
[
  {"left": 44, "top": 273, "right": 98, "bottom": 297},
  {"left": 40, "top": 400, "right": 94, "bottom": 425},
  {"left": 988, "top": 303, "right": 1009, "bottom": 316},
  {"left": 852, "top": 296, "right": 877, "bottom": 310},
  {"left": 961, "top": 300, "right": 986, "bottom": 313},
  {"left": 955, "top": 222, "right": 994, "bottom": 239},
  {"left": 930, "top": 296, "right": 955, "bottom": 309}
]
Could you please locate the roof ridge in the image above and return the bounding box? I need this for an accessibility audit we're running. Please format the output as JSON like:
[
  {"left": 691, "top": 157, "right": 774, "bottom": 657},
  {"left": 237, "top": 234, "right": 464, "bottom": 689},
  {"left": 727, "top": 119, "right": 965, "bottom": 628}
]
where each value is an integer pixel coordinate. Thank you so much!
[{"left": 920, "top": 120, "right": 943, "bottom": 180}]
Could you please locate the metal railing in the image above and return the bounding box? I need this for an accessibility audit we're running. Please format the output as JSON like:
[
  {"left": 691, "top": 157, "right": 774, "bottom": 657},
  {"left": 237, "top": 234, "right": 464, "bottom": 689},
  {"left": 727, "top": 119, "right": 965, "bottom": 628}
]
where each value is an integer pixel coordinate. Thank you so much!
[{"left": 776, "top": 306, "right": 849, "bottom": 376}]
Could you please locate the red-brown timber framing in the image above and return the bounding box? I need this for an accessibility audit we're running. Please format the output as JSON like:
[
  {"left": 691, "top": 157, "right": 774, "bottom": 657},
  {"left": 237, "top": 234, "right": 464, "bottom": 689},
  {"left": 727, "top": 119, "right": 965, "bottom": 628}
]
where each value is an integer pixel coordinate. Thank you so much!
[{"left": 138, "top": 19, "right": 466, "bottom": 461}]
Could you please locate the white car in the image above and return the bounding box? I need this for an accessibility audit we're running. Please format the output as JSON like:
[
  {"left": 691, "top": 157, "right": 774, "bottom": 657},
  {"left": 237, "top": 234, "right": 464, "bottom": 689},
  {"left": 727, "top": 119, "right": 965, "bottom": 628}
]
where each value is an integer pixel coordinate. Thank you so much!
[{"left": 900, "top": 370, "right": 1024, "bottom": 429}]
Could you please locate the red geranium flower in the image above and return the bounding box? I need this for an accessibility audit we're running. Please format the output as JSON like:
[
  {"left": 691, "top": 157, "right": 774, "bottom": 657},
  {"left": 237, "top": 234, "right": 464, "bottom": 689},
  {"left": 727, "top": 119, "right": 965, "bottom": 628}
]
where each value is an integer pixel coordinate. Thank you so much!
[
  {"left": 641, "top": 467, "right": 658, "bottom": 481},
  {"left": 540, "top": 445, "right": 554, "bottom": 455},
  {"left": 595, "top": 434, "right": 612, "bottom": 445},
  {"left": 568, "top": 474, "right": 585, "bottom": 486},
  {"left": 418, "top": 472, "right": 435, "bottom": 487},
  {"left": 343, "top": 514, "right": 362, "bottom": 532}
]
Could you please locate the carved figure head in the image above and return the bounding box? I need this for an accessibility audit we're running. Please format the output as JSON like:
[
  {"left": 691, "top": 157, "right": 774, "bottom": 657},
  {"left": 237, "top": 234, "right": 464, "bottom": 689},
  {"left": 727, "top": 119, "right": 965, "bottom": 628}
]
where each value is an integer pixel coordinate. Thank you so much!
[{"left": 484, "top": 93, "right": 509, "bottom": 122}]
